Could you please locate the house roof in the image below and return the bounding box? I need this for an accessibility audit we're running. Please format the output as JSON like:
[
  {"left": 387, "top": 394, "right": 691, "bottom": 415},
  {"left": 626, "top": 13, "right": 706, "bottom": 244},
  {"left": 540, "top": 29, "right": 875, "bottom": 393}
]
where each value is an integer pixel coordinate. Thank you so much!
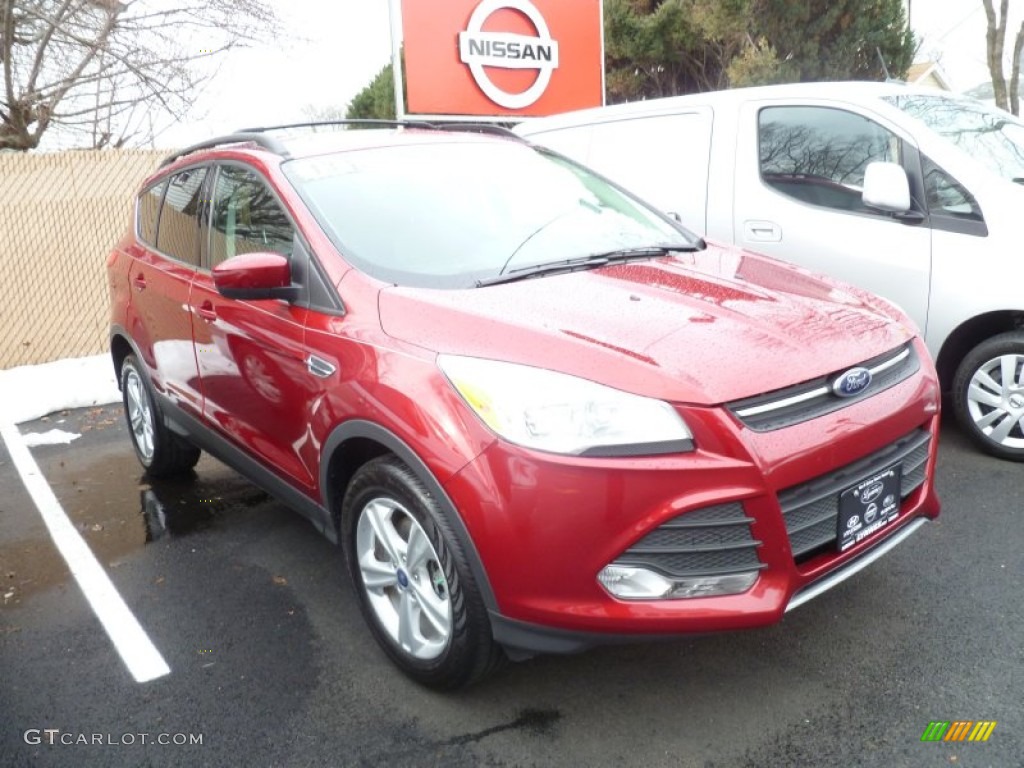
[{"left": 906, "top": 61, "right": 952, "bottom": 91}]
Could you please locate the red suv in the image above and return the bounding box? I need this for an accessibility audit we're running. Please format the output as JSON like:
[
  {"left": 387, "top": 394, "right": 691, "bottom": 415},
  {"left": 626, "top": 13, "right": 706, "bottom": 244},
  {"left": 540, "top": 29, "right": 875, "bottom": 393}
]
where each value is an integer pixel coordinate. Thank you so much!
[{"left": 107, "top": 122, "right": 941, "bottom": 689}]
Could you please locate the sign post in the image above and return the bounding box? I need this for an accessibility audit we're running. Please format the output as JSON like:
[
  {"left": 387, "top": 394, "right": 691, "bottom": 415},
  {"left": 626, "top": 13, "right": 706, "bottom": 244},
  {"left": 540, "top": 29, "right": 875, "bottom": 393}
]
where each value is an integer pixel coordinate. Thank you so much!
[{"left": 387, "top": 0, "right": 407, "bottom": 119}]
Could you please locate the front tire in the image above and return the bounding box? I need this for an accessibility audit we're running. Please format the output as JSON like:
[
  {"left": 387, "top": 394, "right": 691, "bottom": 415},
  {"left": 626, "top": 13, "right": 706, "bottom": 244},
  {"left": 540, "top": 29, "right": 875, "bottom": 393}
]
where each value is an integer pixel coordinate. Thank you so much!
[
  {"left": 952, "top": 331, "right": 1024, "bottom": 461},
  {"left": 120, "top": 355, "right": 201, "bottom": 477},
  {"left": 340, "top": 456, "right": 504, "bottom": 689}
]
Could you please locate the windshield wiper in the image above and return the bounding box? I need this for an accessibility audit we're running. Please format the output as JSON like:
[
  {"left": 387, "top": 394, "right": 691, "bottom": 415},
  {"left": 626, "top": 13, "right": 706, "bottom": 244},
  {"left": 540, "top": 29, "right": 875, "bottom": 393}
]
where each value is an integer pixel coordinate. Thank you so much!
[{"left": 475, "top": 243, "right": 704, "bottom": 288}]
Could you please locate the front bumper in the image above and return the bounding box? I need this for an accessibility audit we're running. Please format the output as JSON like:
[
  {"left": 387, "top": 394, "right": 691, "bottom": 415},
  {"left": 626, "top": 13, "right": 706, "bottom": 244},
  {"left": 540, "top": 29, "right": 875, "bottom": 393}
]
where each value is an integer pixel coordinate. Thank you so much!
[{"left": 442, "top": 348, "right": 941, "bottom": 654}]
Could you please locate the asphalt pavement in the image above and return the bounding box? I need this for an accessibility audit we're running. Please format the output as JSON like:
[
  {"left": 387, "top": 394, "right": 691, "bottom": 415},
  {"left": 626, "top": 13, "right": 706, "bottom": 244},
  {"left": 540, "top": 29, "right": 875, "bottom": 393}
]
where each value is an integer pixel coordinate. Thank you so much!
[{"left": 1, "top": 404, "right": 1021, "bottom": 767}]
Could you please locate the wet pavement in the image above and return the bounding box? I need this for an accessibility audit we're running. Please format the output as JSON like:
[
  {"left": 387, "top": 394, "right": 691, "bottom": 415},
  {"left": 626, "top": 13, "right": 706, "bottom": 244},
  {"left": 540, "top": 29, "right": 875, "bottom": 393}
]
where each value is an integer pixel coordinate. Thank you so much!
[{"left": 1, "top": 404, "right": 1022, "bottom": 767}]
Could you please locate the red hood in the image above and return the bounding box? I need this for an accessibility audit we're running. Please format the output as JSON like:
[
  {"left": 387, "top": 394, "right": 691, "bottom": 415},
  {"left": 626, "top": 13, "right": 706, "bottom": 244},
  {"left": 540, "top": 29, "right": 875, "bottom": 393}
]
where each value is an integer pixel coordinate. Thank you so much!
[{"left": 378, "top": 244, "right": 915, "bottom": 405}]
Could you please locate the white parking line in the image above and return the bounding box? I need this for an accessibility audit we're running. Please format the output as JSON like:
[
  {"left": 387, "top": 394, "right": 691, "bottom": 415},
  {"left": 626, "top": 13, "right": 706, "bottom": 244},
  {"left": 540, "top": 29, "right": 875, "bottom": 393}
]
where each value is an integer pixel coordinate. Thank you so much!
[{"left": 1, "top": 421, "right": 171, "bottom": 683}]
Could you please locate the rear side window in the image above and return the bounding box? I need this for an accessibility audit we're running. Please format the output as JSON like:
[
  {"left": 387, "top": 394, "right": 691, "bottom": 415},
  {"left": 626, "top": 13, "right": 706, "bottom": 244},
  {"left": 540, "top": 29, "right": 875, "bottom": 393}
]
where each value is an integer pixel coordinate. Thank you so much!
[
  {"left": 137, "top": 180, "right": 165, "bottom": 246},
  {"left": 209, "top": 165, "right": 294, "bottom": 268},
  {"left": 156, "top": 168, "right": 207, "bottom": 265},
  {"left": 759, "top": 107, "right": 901, "bottom": 213}
]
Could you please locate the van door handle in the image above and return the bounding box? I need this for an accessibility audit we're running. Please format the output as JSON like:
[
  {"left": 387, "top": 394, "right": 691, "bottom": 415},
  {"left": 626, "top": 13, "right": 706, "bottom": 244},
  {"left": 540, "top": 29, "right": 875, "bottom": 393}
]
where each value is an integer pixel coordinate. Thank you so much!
[
  {"left": 743, "top": 220, "right": 782, "bottom": 242},
  {"left": 132, "top": 273, "right": 147, "bottom": 292}
]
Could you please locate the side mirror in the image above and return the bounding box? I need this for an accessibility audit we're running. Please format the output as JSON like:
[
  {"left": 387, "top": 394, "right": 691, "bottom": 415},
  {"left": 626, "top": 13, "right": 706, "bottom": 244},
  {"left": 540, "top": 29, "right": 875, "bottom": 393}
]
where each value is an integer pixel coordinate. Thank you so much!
[
  {"left": 213, "top": 252, "right": 299, "bottom": 302},
  {"left": 862, "top": 161, "right": 911, "bottom": 213}
]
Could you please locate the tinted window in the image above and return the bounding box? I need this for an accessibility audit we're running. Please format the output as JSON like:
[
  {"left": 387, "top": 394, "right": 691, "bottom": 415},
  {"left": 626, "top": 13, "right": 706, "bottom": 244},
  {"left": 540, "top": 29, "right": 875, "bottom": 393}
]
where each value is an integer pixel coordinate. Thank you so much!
[
  {"left": 137, "top": 180, "right": 165, "bottom": 246},
  {"left": 210, "top": 166, "right": 294, "bottom": 268},
  {"left": 284, "top": 142, "right": 694, "bottom": 289},
  {"left": 759, "top": 107, "right": 902, "bottom": 213},
  {"left": 921, "top": 155, "right": 983, "bottom": 222},
  {"left": 155, "top": 168, "right": 206, "bottom": 265}
]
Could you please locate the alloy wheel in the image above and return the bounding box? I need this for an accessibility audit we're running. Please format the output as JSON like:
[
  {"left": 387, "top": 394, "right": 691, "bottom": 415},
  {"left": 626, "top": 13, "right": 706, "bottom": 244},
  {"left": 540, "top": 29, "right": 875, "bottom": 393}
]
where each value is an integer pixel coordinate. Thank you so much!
[
  {"left": 125, "top": 368, "right": 155, "bottom": 460},
  {"left": 355, "top": 497, "right": 452, "bottom": 660}
]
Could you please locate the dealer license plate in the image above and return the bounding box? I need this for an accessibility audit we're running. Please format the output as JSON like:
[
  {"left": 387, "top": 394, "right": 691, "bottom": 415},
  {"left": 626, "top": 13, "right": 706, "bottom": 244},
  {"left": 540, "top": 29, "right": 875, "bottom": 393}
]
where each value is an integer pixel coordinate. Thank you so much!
[{"left": 837, "top": 465, "right": 901, "bottom": 552}]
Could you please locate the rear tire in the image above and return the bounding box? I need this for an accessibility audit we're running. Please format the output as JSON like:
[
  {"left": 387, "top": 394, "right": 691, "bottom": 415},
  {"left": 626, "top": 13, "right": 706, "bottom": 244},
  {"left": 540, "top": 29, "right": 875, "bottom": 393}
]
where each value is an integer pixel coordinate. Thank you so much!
[
  {"left": 120, "top": 355, "right": 201, "bottom": 477},
  {"left": 952, "top": 331, "right": 1024, "bottom": 461},
  {"left": 340, "top": 455, "right": 505, "bottom": 689}
]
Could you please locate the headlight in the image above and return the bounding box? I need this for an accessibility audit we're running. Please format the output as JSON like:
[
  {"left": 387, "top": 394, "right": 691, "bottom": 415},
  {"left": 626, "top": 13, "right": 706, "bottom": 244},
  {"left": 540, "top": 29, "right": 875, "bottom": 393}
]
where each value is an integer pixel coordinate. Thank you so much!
[{"left": 437, "top": 354, "right": 693, "bottom": 456}]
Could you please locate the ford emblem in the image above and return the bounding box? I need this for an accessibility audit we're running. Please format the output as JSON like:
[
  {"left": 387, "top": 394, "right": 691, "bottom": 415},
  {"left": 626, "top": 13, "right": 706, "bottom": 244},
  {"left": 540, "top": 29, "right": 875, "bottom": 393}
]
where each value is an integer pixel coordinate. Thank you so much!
[{"left": 833, "top": 366, "right": 872, "bottom": 398}]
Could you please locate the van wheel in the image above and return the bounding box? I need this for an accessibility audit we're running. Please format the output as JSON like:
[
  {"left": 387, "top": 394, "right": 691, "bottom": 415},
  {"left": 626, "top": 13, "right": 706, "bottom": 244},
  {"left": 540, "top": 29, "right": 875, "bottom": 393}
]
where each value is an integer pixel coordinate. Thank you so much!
[
  {"left": 952, "top": 332, "right": 1024, "bottom": 461},
  {"left": 121, "top": 355, "right": 201, "bottom": 477},
  {"left": 340, "top": 456, "right": 505, "bottom": 689}
]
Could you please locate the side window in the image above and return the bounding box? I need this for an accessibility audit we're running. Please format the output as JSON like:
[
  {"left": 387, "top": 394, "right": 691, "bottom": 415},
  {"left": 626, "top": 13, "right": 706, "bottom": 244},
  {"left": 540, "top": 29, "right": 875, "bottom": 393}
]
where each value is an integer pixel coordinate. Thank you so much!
[
  {"left": 155, "top": 168, "right": 207, "bottom": 265},
  {"left": 137, "top": 180, "right": 166, "bottom": 246},
  {"left": 921, "top": 154, "right": 983, "bottom": 221},
  {"left": 210, "top": 165, "right": 294, "bottom": 268},
  {"left": 758, "top": 107, "right": 902, "bottom": 214}
]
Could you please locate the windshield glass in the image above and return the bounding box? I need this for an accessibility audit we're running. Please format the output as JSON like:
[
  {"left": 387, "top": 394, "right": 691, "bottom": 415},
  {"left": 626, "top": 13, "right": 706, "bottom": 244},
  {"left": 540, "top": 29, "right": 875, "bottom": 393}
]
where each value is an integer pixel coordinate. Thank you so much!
[
  {"left": 283, "top": 140, "right": 694, "bottom": 288},
  {"left": 883, "top": 93, "right": 1024, "bottom": 182}
]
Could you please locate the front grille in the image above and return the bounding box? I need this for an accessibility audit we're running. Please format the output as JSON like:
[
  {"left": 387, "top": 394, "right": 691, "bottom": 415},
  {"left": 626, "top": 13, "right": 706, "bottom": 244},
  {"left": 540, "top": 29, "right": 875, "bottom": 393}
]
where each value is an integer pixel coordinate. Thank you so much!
[
  {"left": 729, "top": 343, "right": 919, "bottom": 432},
  {"left": 779, "top": 428, "right": 931, "bottom": 561},
  {"left": 611, "top": 502, "right": 764, "bottom": 578}
]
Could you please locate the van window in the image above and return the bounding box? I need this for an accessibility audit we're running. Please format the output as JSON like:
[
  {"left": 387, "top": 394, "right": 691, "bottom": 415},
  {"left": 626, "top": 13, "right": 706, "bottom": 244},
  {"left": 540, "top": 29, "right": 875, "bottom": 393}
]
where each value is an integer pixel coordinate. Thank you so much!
[
  {"left": 885, "top": 94, "right": 1024, "bottom": 184},
  {"left": 155, "top": 168, "right": 207, "bottom": 265},
  {"left": 921, "top": 154, "right": 983, "bottom": 222},
  {"left": 586, "top": 113, "right": 713, "bottom": 231},
  {"left": 758, "top": 107, "right": 901, "bottom": 214}
]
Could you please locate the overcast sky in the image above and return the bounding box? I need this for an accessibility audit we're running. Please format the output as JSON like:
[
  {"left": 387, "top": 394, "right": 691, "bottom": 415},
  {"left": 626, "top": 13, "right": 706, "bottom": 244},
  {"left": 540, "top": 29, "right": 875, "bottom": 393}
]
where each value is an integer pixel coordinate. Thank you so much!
[
  {"left": 156, "top": 0, "right": 1014, "bottom": 148},
  {"left": 158, "top": 1, "right": 393, "bottom": 146}
]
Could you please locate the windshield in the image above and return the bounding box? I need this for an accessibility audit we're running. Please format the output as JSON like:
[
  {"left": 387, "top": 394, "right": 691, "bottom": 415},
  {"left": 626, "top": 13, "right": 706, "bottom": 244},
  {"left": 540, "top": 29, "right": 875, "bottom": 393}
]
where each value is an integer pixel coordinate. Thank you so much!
[
  {"left": 283, "top": 140, "right": 695, "bottom": 288},
  {"left": 883, "top": 93, "right": 1024, "bottom": 183}
]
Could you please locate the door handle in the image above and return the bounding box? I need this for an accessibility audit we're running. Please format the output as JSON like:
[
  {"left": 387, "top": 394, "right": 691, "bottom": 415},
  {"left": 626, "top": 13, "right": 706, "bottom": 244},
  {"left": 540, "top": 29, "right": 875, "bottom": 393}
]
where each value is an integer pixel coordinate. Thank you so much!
[
  {"left": 132, "top": 273, "right": 147, "bottom": 292},
  {"left": 743, "top": 220, "right": 783, "bottom": 242},
  {"left": 196, "top": 301, "right": 217, "bottom": 322},
  {"left": 306, "top": 355, "right": 336, "bottom": 378}
]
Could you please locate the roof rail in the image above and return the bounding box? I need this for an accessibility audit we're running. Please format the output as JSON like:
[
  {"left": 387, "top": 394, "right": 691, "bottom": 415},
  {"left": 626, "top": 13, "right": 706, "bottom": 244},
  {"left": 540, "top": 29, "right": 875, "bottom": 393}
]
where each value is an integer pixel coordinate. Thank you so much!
[
  {"left": 430, "top": 122, "right": 523, "bottom": 140},
  {"left": 237, "top": 119, "right": 437, "bottom": 133},
  {"left": 160, "top": 119, "right": 526, "bottom": 168},
  {"left": 160, "top": 132, "right": 290, "bottom": 167}
]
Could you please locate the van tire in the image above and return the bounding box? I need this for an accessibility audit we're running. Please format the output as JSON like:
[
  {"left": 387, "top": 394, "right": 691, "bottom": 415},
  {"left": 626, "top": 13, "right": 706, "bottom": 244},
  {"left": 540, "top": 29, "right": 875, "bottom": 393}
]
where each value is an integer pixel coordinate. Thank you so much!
[{"left": 952, "top": 332, "right": 1024, "bottom": 461}]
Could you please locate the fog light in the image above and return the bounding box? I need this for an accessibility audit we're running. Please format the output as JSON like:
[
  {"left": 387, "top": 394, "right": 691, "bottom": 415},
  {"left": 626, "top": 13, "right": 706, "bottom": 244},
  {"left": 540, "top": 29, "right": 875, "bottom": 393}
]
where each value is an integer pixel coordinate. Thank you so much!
[
  {"left": 597, "top": 565, "right": 673, "bottom": 598},
  {"left": 598, "top": 565, "right": 758, "bottom": 600}
]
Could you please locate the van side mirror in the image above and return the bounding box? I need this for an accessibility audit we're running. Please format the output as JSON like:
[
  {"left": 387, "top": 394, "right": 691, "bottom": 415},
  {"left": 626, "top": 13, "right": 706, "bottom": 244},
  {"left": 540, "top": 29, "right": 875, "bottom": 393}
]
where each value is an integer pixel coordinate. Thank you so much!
[{"left": 862, "top": 161, "right": 911, "bottom": 213}]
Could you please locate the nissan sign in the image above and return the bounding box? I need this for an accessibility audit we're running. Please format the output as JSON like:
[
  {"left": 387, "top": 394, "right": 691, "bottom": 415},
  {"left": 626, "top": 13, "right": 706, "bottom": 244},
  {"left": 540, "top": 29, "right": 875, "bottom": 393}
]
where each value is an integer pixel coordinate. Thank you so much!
[{"left": 401, "top": 0, "right": 603, "bottom": 117}]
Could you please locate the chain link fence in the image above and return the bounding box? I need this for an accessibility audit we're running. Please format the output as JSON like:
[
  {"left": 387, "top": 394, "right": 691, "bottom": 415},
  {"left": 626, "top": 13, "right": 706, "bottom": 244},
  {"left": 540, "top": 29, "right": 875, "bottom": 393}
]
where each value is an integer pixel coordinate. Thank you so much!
[{"left": 0, "top": 149, "right": 166, "bottom": 369}]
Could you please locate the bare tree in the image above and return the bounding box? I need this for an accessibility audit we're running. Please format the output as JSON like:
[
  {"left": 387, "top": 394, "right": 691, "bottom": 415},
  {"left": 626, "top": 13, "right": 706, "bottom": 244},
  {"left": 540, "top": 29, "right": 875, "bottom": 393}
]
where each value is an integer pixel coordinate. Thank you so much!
[
  {"left": 982, "top": 0, "right": 1024, "bottom": 115},
  {"left": 0, "top": 0, "right": 278, "bottom": 150}
]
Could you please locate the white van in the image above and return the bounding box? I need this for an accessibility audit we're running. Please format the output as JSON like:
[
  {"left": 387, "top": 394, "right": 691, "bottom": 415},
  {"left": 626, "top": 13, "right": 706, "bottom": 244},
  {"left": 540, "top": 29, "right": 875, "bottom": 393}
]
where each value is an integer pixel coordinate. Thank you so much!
[{"left": 515, "top": 82, "right": 1024, "bottom": 460}]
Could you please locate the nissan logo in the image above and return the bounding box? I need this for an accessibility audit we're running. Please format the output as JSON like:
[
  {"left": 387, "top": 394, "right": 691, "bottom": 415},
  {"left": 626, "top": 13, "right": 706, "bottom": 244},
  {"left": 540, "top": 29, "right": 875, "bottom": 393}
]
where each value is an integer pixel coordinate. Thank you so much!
[
  {"left": 458, "top": 0, "right": 560, "bottom": 109},
  {"left": 833, "top": 366, "right": 872, "bottom": 398}
]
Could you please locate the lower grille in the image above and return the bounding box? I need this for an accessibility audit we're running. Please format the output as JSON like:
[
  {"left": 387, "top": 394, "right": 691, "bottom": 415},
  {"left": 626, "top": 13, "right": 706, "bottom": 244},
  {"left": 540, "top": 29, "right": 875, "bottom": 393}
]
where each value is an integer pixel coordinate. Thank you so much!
[
  {"left": 779, "top": 429, "right": 931, "bottom": 561},
  {"left": 611, "top": 502, "right": 764, "bottom": 578}
]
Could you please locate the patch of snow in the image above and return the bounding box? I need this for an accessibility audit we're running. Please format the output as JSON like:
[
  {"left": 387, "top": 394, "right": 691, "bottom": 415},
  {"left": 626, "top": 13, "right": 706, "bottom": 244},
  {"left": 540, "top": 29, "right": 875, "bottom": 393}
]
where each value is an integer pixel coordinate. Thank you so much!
[
  {"left": 21, "top": 429, "right": 82, "bottom": 447},
  {"left": 0, "top": 355, "right": 121, "bottom": 425}
]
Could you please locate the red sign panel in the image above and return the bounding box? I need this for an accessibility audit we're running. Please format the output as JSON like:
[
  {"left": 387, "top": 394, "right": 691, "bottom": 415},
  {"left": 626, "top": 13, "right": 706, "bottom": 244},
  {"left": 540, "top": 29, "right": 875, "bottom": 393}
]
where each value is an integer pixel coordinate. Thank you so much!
[{"left": 401, "top": 0, "right": 604, "bottom": 117}]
